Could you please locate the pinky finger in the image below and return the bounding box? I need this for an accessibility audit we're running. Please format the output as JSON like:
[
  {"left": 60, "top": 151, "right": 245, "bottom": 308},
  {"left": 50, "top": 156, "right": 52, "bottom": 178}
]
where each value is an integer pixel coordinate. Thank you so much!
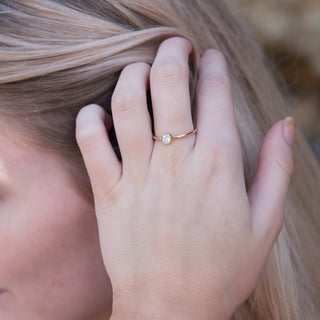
[
  {"left": 249, "top": 118, "right": 295, "bottom": 251},
  {"left": 76, "top": 104, "right": 122, "bottom": 199}
]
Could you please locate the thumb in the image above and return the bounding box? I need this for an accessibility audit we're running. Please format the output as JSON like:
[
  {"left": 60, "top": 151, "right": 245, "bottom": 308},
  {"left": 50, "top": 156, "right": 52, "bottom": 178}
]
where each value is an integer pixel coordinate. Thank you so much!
[{"left": 248, "top": 117, "right": 296, "bottom": 248}]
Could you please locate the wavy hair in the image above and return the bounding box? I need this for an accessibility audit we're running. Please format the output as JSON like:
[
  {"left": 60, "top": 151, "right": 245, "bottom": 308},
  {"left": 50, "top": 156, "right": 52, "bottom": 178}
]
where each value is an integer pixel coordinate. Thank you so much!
[{"left": 0, "top": 0, "right": 319, "bottom": 318}]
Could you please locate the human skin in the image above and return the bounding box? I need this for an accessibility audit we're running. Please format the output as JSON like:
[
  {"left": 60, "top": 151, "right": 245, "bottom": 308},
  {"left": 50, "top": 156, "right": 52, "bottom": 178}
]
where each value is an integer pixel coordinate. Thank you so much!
[
  {"left": 76, "top": 37, "right": 296, "bottom": 319},
  {"left": 0, "top": 36, "right": 295, "bottom": 320},
  {"left": 0, "top": 132, "right": 113, "bottom": 320}
]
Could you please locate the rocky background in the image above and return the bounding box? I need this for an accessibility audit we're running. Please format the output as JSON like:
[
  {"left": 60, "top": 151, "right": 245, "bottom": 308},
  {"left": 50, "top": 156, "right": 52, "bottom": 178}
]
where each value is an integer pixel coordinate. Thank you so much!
[{"left": 234, "top": 0, "right": 320, "bottom": 162}]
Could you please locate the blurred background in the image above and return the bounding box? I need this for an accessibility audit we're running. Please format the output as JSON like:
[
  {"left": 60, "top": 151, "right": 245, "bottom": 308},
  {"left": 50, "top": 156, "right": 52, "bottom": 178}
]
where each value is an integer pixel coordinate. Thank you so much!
[{"left": 234, "top": 0, "right": 320, "bottom": 162}]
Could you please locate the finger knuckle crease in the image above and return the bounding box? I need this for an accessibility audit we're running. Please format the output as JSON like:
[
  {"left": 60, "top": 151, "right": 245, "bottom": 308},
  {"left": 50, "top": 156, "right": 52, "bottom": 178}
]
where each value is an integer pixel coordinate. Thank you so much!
[
  {"left": 198, "top": 76, "right": 230, "bottom": 94},
  {"left": 76, "top": 124, "right": 105, "bottom": 147},
  {"left": 152, "top": 59, "right": 188, "bottom": 82},
  {"left": 112, "top": 91, "right": 145, "bottom": 112},
  {"left": 162, "top": 154, "right": 184, "bottom": 177},
  {"left": 103, "top": 180, "right": 122, "bottom": 205},
  {"left": 274, "top": 157, "right": 294, "bottom": 179}
]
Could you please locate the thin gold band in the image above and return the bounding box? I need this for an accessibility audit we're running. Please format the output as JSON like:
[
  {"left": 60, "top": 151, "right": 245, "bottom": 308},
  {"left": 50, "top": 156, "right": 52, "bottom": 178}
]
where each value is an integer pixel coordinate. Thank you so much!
[{"left": 153, "top": 129, "right": 197, "bottom": 145}]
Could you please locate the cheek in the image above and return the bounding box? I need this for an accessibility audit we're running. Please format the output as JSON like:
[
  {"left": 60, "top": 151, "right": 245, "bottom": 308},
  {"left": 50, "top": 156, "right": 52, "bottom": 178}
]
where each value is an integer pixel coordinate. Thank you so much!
[{"left": 1, "top": 191, "right": 112, "bottom": 319}]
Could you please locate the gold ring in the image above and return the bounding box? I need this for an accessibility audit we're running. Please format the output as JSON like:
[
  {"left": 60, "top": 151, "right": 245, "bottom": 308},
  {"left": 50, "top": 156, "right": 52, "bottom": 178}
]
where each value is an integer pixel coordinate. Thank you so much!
[{"left": 153, "top": 129, "right": 197, "bottom": 145}]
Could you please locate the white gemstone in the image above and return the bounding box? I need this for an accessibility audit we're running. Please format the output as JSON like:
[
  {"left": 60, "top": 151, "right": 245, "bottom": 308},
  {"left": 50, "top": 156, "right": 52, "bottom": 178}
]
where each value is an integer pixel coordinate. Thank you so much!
[{"left": 162, "top": 133, "right": 172, "bottom": 144}]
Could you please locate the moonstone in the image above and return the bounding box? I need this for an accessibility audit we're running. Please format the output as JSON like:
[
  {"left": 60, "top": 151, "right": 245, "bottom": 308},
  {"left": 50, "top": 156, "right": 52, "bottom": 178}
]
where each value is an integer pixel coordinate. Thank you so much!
[{"left": 162, "top": 133, "right": 173, "bottom": 144}]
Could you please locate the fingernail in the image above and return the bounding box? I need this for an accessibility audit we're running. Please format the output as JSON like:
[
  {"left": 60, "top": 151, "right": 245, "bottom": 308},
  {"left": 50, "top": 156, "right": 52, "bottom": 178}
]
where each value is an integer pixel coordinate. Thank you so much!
[{"left": 283, "top": 116, "right": 296, "bottom": 147}]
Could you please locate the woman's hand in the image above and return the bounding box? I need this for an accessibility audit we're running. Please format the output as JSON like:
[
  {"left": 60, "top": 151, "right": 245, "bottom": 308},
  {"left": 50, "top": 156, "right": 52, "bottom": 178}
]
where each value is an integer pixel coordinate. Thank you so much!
[{"left": 75, "top": 37, "right": 295, "bottom": 320}]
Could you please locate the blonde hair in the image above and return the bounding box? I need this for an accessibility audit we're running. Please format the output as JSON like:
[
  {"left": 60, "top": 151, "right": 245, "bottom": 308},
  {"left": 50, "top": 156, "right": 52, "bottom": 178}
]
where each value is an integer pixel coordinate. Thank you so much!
[{"left": 0, "top": 0, "right": 319, "bottom": 318}]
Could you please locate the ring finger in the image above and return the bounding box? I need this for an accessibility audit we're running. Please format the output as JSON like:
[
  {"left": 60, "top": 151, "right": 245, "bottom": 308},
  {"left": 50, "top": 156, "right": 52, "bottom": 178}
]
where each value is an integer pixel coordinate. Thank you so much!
[{"left": 150, "top": 37, "right": 195, "bottom": 153}]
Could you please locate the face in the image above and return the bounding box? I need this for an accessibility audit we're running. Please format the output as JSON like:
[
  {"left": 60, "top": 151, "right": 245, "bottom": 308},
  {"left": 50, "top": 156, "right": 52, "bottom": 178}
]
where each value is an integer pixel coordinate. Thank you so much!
[{"left": 0, "top": 131, "right": 113, "bottom": 320}]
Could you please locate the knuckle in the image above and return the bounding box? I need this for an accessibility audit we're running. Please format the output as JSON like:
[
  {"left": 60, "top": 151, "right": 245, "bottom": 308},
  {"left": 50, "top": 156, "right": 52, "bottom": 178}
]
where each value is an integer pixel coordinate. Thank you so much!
[
  {"left": 75, "top": 104, "right": 103, "bottom": 124},
  {"left": 200, "top": 137, "right": 240, "bottom": 171},
  {"left": 112, "top": 89, "right": 145, "bottom": 113},
  {"left": 103, "top": 180, "right": 122, "bottom": 206},
  {"left": 197, "top": 74, "right": 231, "bottom": 96},
  {"left": 161, "top": 152, "right": 185, "bottom": 178},
  {"left": 151, "top": 57, "right": 189, "bottom": 83},
  {"left": 167, "top": 155, "right": 182, "bottom": 176},
  {"left": 76, "top": 122, "right": 105, "bottom": 148},
  {"left": 165, "top": 154, "right": 180, "bottom": 175},
  {"left": 211, "top": 149, "right": 234, "bottom": 170}
]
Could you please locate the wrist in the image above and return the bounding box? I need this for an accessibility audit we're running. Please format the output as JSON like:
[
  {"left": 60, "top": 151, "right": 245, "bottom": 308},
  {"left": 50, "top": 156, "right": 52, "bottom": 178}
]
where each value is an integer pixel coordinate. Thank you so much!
[{"left": 110, "top": 295, "right": 229, "bottom": 320}]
